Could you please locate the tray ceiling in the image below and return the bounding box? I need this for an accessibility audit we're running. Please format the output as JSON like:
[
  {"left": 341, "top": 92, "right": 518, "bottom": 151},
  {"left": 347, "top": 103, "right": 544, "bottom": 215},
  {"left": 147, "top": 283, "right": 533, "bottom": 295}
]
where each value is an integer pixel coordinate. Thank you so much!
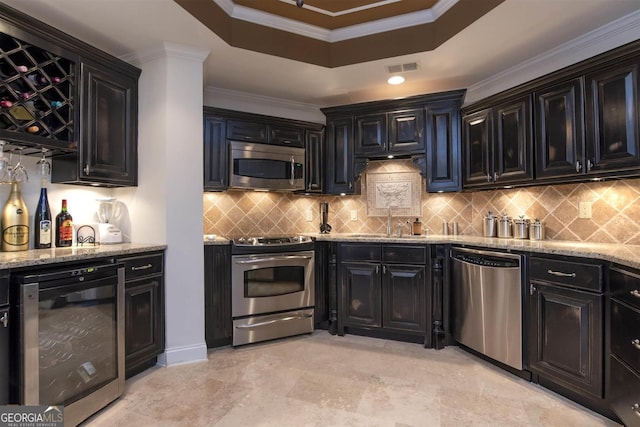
[{"left": 173, "top": 0, "right": 504, "bottom": 67}]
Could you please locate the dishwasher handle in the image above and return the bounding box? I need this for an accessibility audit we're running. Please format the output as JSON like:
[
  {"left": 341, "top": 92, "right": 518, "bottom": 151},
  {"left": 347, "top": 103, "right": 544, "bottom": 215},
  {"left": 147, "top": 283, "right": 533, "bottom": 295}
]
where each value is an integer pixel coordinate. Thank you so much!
[{"left": 451, "top": 249, "right": 520, "bottom": 268}]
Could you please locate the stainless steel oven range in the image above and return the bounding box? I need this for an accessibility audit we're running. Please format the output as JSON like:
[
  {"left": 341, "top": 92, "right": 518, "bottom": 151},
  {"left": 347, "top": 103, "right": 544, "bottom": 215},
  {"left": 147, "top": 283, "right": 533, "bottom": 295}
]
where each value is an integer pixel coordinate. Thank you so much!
[
  {"left": 231, "top": 236, "right": 314, "bottom": 346},
  {"left": 10, "top": 260, "right": 125, "bottom": 427}
]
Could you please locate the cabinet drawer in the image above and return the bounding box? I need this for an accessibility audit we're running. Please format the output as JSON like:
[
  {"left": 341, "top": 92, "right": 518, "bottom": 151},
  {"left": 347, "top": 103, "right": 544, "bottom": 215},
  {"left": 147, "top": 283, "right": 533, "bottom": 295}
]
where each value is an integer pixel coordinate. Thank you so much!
[
  {"left": 341, "top": 244, "right": 381, "bottom": 262},
  {"left": 122, "top": 253, "right": 163, "bottom": 280},
  {"left": 227, "top": 120, "right": 267, "bottom": 142},
  {"left": 269, "top": 127, "right": 304, "bottom": 147},
  {"left": 609, "top": 355, "right": 640, "bottom": 427},
  {"left": 611, "top": 299, "right": 640, "bottom": 373},
  {"left": 610, "top": 266, "right": 640, "bottom": 310},
  {"left": 529, "top": 257, "right": 602, "bottom": 291},
  {"left": 382, "top": 245, "right": 427, "bottom": 265}
]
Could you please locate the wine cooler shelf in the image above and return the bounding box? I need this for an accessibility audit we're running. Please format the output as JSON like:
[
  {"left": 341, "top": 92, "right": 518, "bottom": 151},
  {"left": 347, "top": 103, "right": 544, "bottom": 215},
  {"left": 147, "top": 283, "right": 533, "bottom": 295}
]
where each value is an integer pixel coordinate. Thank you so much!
[{"left": 0, "top": 31, "right": 76, "bottom": 153}]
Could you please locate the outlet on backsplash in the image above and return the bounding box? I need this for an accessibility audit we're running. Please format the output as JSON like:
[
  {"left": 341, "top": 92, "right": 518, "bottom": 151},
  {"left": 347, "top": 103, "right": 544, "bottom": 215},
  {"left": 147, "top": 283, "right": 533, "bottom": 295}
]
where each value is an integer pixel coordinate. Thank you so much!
[{"left": 579, "top": 201, "right": 592, "bottom": 219}]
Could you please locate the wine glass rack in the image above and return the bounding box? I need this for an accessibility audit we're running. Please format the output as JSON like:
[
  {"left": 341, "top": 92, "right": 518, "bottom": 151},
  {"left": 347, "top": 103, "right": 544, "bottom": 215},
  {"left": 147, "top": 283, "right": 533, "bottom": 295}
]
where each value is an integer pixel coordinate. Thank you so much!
[{"left": 0, "top": 31, "right": 75, "bottom": 153}]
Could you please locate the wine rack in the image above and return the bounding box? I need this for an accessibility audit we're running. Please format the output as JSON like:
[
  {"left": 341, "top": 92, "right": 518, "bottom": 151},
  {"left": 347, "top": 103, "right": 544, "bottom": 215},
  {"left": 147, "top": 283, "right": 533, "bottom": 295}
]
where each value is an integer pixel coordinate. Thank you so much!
[{"left": 0, "top": 31, "right": 75, "bottom": 153}]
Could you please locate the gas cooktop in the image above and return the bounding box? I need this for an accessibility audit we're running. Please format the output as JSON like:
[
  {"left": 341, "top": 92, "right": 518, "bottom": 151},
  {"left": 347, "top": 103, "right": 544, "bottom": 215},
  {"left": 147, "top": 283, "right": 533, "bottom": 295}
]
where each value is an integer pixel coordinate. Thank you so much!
[{"left": 232, "top": 235, "right": 312, "bottom": 246}]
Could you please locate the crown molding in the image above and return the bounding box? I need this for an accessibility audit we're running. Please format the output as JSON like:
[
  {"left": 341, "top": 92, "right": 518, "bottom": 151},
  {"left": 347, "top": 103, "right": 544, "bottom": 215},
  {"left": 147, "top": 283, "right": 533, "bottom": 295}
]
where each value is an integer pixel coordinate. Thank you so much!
[
  {"left": 212, "top": 0, "right": 458, "bottom": 42},
  {"left": 120, "top": 42, "right": 209, "bottom": 66},
  {"left": 465, "top": 9, "right": 640, "bottom": 105}
]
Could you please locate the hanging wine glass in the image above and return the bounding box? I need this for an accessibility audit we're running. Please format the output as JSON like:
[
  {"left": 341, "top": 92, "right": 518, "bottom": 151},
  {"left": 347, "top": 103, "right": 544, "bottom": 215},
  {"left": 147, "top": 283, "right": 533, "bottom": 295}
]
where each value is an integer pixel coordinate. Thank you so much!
[
  {"left": 0, "top": 141, "right": 8, "bottom": 182},
  {"left": 36, "top": 148, "right": 51, "bottom": 179},
  {"left": 10, "top": 147, "right": 28, "bottom": 183}
]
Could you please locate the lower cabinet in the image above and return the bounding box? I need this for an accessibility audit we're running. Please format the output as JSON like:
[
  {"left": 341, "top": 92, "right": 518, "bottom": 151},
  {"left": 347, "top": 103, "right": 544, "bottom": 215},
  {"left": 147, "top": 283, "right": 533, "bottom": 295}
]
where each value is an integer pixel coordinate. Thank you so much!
[
  {"left": 608, "top": 265, "right": 640, "bottom": 427},
  {"left": 338, "top": 243, "right": 429, "bottom": 343},
  {"left": 121, "top": 252, "right": 165, "bottom": 379},
  {"left": 528, "top": 256, "right": 604, "bottom": 400},
  {"left": 204, "top": 244, "right": 232, "bottom": 348}
]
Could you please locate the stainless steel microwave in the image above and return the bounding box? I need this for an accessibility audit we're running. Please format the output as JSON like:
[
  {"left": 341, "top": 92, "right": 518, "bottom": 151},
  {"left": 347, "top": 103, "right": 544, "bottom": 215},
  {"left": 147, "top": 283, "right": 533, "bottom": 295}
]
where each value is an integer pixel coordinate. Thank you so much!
[{"left": 229, "top": 141, "right": 305, "bottom": 191}]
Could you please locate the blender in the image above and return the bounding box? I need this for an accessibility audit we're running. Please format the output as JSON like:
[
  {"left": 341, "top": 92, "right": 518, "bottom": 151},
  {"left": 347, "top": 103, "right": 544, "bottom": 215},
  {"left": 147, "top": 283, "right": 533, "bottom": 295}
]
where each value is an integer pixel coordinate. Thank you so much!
[{"left": 95, "top": 197, "right": 123, "bottom": 244}]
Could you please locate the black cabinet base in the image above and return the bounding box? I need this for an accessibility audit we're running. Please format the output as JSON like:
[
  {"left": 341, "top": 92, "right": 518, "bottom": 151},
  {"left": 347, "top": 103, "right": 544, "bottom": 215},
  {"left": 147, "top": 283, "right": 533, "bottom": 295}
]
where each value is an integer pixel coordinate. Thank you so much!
[
  {"left": 125, "top": 356, "right": 158, "bottom": 379},
  {"left": 342, "top": 326, "right": 426, "bottom": 346}
]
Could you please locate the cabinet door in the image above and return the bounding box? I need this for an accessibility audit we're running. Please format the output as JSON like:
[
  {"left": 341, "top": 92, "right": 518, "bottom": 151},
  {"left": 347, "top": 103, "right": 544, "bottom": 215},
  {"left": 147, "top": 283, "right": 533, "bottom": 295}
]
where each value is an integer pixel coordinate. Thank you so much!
[
  {"left": 585, "top": 61, "right": 640, "bottom": 174},
  {"left": 426, "top": 103, "right": 461, "bottom": 192},
  {"left": 494, "top": 95, "right": 533, "bottom": 184},
  {"left": 355, "top": 113, "right": 386, "bottom": 156},
  {"left": 462, "top": 108, "right": 492, "bottom": 187},
  {"left": 325, "top": 117, "right": 356, "bottom": 194},
  {"left": 269, "top": 126, "right": 304, "bottom": 147},
  {"left": 529, "top": 282, "right": 603, "bottom": 398},
  {"left": 204, "top": 245, "right": 232, "bottom": 348},
  {"left": 535, "top": 78, "right": 584, "bottom": 179},
  {"left": 80, "top": 62, "right": 137, "bottom": 185},
  {"left": 227, "top": 119, "right": 267, "bottom": 142},
  {"left": 203, "top": 115, "right": 227, "bottom": 191},
  {"left": 341, "top": 262, "right": 381, "bottom": 328},
  {"left": 382, "top": 264, "right": 425, "bottom": 333},
  {"left": 388, "top": 109, "right": 425, "bottom": 155},
  {"left": 125, "top": 275, "right": 164, "bottom": 377},
  {"left": 305, "top": 129, "right": 324, "bottom": 193}
]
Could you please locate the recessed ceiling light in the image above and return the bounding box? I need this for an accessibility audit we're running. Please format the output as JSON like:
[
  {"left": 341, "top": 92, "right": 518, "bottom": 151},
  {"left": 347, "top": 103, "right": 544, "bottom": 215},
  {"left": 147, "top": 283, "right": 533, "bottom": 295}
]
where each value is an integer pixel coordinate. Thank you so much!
[{"left": 387, "top": 75, "right": 405, "bottom": 85}]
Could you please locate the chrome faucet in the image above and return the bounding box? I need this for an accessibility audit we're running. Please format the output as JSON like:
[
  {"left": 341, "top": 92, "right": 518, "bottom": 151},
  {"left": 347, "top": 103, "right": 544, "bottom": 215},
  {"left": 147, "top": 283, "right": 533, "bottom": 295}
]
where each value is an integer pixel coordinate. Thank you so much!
[{"left": 387, "top": 206, "right": 394, "bottom": 237}]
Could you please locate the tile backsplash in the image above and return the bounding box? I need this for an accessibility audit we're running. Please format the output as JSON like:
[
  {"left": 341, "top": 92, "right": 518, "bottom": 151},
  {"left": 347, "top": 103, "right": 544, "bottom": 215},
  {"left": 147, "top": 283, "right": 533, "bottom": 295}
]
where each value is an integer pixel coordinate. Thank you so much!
[{"left": 203, "top": 159, "right": 640, "bottom": 244}]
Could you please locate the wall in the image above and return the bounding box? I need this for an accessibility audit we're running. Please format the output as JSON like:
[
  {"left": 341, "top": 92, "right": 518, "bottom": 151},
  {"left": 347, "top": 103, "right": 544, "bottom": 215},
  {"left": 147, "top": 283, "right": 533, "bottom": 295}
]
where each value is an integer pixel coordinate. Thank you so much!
[{"left": 204, "top": 159, "right": 640, "bottom": 245}]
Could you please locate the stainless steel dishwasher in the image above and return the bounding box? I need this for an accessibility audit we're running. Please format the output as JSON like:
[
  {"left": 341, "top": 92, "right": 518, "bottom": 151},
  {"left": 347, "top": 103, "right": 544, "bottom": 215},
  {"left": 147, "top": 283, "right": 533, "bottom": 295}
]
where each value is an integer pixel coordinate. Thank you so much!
[{"left": 450, "top": 247, "right": 523, "bottom": 370}]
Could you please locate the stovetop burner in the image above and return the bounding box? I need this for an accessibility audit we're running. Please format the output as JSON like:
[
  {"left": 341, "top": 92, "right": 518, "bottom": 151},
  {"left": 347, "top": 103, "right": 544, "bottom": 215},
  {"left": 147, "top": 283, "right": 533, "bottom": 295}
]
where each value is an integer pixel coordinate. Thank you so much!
[
  {"left": 231, "top": 235, "right": 314, "bottom": 254},
  {"left": 233, "top": 235, "right": 312, "bottom": 246}
]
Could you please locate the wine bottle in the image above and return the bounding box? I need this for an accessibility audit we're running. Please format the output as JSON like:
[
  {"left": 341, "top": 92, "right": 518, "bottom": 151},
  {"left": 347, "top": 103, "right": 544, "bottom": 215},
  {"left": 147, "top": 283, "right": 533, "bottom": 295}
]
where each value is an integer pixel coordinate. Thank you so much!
[
  {"left": 34, "top": 179, "right": 52, "bottom": 249},
  {"left": 1, "top": 182, "right": 29, "bottom": 251},
  {"left": 55, "top": 199, "right": 73, "bottom": 247}
]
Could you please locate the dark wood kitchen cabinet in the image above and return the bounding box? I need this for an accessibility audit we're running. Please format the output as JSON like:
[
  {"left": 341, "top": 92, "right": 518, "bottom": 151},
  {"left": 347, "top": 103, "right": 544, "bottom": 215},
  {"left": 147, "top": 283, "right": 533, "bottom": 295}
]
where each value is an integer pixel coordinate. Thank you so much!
[
  {"left": 203, "top": 110, "right": 227, "bottom": 191},
  {"left": 338, "top": 243, "right": 428, "bottom": 342},
  {"left": 304, "top": 128, "right": 324, "bottom": 193},
  {"left": 204, "top": 244, "right": 232, "bottom": 348},
  {"left": 354, "top": 109, "right": 425, "bottom": 158},
  {"left": 607, "top": 265, "right": 640, "bottom": 427},
  {"left": 528, "top": 255, "right": 604, "bottom": 400},
  {"left": 462, "top": 94, "right": 533, "bottom": 189},
  {"left": 55, "top": 61, "right": 139, "bottom": 186},
  {"left": 120, "top": 252, "right": 165, "bottom": 378},
  {"left": 425, "top": 102, "right": 462, "bottom": 192},
  {"left": 584, "top": 58, "right": 640, "bottom": 176},
  {"left": 324, "top": 117, "right": 358, "bottom": 194}
]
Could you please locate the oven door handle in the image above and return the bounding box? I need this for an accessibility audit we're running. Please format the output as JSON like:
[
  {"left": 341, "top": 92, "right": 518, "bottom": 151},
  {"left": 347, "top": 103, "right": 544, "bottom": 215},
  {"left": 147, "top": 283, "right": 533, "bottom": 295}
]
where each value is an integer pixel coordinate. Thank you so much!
[
  {"left": 235, "top": 255, "right": 312, "bottom": 264},
  {"left": 235, "top": 313, "right": 313, "bottom": 329}
]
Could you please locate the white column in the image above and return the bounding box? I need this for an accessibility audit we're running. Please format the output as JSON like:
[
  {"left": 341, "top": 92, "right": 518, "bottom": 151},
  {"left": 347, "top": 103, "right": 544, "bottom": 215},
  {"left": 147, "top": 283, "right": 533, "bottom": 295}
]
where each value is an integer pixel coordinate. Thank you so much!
[{"left": 117, "top": 42, "right": 209, "bottom": 366}]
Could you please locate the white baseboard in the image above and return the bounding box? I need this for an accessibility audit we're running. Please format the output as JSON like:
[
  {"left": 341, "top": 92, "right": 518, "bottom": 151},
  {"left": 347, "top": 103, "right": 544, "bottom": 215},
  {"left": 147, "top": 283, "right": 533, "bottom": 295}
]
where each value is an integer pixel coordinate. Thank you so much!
[{"left": 157, "top": 342, "right": 208, "bottom": 367}]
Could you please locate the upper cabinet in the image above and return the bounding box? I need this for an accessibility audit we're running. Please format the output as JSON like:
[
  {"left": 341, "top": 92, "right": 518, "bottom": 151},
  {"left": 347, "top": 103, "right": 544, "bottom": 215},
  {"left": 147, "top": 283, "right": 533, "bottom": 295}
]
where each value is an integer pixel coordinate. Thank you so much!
[
  {"left": 322, "top": 90, "right": 466, "bottom": 194},
  {"left": 203, "top": 109, "right": 227, "bottom": 191},
  {"left": 463, "top": 40, "right": 640, "bottom": 189},
  {"left": 0, "top": 3, "right": 140, "bottom": 186},
  {"left": 463, "top": 95, "right": 533, "bottom": 189}
]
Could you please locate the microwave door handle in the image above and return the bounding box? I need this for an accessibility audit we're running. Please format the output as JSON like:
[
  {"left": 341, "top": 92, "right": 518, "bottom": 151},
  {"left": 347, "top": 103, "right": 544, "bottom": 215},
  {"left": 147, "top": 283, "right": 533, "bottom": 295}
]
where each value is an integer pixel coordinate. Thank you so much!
[{"left": 290, "top": 156, "right": 295, "bottom": 186}]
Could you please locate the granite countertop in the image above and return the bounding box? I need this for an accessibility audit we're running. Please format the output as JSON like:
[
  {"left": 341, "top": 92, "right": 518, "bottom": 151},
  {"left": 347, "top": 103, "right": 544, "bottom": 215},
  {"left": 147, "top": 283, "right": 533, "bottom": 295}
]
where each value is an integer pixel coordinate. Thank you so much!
[
  {"left": 204, "top": 236, "right": 231, "bottom": 245},
  {"left": 0, "top": 243, "right": 167, "bottom": 270},
  {"left": 314, "top": 233, "right": 640, "bottom": 270}
]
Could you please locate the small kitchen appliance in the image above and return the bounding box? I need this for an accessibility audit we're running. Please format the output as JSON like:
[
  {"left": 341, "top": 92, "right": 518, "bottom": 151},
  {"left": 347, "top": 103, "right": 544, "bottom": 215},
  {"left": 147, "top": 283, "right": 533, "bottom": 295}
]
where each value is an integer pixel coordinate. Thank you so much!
[{"left": 95, "top": 197, "right": 123, "bottom": 244}]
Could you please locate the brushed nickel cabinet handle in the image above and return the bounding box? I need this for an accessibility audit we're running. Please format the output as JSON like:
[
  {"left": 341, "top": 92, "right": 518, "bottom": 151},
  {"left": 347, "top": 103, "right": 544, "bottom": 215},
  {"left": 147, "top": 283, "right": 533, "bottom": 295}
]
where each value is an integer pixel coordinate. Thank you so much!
[
  {"left": 576, "top": 161, "right": 581, "bottom": 173},
  {"left": 530, "top": 284, "right": 537, "bottom": 295},
  {"left": 587, "top": 159, "right": 593, "bottom": 172},
  {"left": 84, "top": 164, "right": 90, "bottom": 175},
  {"left": 131, "top": 263, "right": 153, "bottom": 271},
  {"left": 631, "top": 290, "right": 640, "bottom": 298},
  {"left": 632, "top": 403, "right": 640, "bottom": 415},
  {"left": 632, "top": 339, "right": 640, "bottom": 350},
  {"left": 547, "top": 269, "right": 576, "bottom": 278},
  {"left": 487, "top": 173, "right": 491, "bottom": 182},
  {"left": 0, "top": 312, "right": 7, "bottom": 328}
]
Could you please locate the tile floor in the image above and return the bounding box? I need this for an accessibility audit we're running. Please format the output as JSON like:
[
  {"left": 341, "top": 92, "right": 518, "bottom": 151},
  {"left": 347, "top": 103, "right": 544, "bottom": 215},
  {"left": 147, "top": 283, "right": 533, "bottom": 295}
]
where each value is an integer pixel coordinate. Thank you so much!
[{"left": 83, "top": 332, "right": 619, "bottom": 426}]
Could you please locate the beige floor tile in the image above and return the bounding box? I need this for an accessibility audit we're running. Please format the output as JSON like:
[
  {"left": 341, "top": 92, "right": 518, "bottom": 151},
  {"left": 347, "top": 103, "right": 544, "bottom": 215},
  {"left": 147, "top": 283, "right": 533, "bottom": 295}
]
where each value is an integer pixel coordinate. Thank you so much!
[{"left": 82, "top": 331, "right": 618, "bottom": 427}]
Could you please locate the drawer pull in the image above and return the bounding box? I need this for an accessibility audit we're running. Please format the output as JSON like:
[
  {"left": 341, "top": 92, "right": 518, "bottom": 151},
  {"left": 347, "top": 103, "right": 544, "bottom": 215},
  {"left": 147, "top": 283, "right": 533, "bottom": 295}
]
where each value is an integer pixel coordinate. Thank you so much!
[
  {"left": 131, "top": 263, "right": 153, "bottom": 271},
  {"left": 547, "top": 269, "right": 576, "bottom": 278},
  {"left": 631, "top": 290, "right": 640, "bottom": 298},
  {"left": 633, "top": 339, "right": 640, "bottom": 350},
  {"left": 632, "top": 403, "right": 640, "bottom": 415}
]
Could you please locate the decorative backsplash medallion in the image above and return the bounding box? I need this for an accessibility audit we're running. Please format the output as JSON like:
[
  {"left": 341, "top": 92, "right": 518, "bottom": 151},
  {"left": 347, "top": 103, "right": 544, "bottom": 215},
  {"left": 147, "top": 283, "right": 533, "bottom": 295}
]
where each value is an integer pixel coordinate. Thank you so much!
[
  {"left": 203, "top": 159, "right": 640, "bottom": 244},
  {"left": 366, "top": 171, "right": 422, "bottom": 217}
]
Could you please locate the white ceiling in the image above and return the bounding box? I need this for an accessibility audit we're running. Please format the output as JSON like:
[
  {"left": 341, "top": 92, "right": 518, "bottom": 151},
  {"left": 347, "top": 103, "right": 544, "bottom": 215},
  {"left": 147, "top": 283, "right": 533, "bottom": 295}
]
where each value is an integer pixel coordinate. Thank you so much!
[{"left": 3, "top": 0, "right": 640, "bottom": 111}]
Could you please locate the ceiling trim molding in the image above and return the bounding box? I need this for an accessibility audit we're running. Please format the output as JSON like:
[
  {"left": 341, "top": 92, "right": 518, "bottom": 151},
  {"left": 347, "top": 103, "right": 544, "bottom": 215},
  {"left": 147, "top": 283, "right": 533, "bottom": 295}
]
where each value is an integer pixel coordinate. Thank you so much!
[
  {"left": 465, "top": 8, "right": 640, "bottom": 105},
  {"left": 212, "top": 0, "right": 459, "bottom": 42},
  {"left": 120, "top": 42, "right": 210, "bottom": 66},
  {"left": 278, "top": 0, "right": 404, "bottom": 18}
]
